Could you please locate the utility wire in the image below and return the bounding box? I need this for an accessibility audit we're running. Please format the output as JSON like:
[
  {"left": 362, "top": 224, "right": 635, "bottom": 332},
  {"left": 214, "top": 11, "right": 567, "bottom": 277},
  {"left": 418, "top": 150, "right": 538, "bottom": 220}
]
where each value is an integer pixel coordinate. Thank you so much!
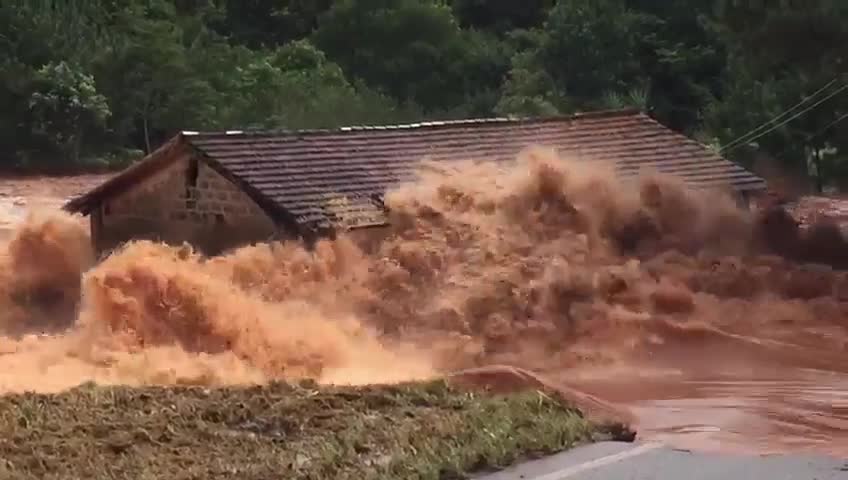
[
  {"left": 718, "top": 77, "right": 841, "bottom": 153},
  {"left": 721, "top": 82, "right": 848, "bottom": 154},
  {"left": 812, "top": 111, "right": 848, "bottom": 139}
]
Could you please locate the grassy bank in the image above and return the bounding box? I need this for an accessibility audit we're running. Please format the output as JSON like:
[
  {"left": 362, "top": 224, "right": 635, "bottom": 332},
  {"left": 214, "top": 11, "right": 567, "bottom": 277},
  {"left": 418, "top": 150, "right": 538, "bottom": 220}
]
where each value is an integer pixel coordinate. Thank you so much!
[{"left": 0, "top": 379, "right": 621, "bottom": 480}]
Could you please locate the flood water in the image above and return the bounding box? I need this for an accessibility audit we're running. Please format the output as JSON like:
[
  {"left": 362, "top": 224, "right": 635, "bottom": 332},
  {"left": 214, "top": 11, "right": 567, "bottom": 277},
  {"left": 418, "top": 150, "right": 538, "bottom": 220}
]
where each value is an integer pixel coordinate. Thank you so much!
[
  {"left": 567, "top": 341, "right": 848, "bottom": 458},
  {"left": 1, "top": 164, "right": 847, "bottom": 461},
  {"left": 576, "top": 370, "right": 848, "bottom": 457}
]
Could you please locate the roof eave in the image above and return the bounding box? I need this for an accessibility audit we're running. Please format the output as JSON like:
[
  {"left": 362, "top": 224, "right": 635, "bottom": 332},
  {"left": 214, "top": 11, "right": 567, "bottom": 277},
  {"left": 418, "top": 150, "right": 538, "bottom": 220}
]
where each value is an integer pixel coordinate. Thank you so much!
[{"left": 63, "top": 134, "right": 189, "bottom": 215}]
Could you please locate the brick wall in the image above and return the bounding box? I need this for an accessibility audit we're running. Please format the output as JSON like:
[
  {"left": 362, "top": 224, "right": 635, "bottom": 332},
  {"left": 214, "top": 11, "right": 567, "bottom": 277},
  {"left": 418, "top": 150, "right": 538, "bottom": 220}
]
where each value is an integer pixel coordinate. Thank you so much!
[{"left": 96, "top": 152, "right": 280, "bottom": 255}]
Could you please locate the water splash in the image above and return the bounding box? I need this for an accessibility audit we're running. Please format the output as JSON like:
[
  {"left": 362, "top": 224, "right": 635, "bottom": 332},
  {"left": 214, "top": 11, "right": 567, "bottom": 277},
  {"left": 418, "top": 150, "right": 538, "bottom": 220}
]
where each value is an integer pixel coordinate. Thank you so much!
[{"left": 0, "top": 149, "right": 845, "bottom": 409}]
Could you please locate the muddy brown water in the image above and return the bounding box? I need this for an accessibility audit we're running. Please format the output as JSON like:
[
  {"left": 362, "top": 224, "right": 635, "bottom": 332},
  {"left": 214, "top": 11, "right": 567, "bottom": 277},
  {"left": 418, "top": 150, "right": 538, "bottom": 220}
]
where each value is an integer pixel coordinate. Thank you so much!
[{"left": 565, "top": 339, "right": 848, "bottom": 458}]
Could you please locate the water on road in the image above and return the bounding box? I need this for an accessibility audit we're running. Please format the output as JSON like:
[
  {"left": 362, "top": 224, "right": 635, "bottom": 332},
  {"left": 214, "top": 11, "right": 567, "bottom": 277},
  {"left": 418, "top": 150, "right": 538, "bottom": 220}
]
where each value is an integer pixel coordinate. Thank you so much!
[{"left": 568, "top": 341, "right": 848, "bottom": 457}]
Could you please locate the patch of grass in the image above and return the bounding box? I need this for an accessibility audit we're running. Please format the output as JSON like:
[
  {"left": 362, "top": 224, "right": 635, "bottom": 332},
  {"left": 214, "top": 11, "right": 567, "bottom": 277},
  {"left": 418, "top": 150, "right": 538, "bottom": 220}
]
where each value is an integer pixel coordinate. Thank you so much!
[{"left": 0, "top": 380, "right": 609, "bottom": 480}]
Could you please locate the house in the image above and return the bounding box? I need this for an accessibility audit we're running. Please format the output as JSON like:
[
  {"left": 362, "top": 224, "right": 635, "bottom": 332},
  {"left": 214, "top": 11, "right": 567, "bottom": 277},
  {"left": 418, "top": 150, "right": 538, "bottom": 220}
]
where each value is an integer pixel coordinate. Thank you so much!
[{"left": 63, "top": 109, "right": 767, "bottom": 255}]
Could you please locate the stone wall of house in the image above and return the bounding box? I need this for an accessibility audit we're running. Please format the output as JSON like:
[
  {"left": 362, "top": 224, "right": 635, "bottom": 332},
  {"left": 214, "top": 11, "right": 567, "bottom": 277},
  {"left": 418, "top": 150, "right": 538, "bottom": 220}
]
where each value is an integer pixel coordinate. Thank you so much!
[{"left": 96, "top": 153, "right": 279, "bottom": 255}]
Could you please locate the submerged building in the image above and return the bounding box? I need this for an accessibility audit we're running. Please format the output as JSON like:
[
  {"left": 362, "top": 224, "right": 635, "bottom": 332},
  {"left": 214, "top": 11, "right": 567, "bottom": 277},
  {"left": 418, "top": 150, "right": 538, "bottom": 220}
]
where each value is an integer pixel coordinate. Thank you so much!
[{"left": 63, "top": 109, "right": 767, "bottom": 255}]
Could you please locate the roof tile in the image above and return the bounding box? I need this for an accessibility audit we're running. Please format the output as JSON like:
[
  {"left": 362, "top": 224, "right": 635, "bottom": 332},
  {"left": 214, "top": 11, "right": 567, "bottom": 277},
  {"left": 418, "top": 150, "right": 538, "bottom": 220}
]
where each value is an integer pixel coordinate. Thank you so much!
[{"left": 187, "top": 110, "right": 765, "bottom": 229}]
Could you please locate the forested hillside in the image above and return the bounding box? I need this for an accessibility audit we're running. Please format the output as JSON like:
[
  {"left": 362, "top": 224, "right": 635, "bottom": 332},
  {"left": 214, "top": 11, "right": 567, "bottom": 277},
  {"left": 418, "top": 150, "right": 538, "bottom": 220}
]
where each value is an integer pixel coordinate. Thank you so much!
[{"left": 2, "top": 0, "right": 847, "bottom": 190}]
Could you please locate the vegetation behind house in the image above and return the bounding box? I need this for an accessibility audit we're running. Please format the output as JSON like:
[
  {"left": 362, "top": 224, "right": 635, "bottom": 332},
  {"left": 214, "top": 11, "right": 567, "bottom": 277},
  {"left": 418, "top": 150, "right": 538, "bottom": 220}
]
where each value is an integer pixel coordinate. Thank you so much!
[{"left": 1, "top": 1, "right": 848, "bottom": 190}]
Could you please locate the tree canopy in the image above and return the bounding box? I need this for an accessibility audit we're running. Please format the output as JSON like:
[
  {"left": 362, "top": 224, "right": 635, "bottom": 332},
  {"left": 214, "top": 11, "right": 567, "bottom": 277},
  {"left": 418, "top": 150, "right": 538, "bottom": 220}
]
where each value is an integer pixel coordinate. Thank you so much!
[{"left": 1, "top": 0, "right": 847, "bottom": 190}]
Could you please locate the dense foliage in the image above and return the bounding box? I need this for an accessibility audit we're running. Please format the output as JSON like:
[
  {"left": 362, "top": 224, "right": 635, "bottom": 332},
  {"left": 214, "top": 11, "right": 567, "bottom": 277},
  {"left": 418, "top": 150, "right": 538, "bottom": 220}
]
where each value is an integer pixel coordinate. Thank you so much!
[{"left": 1, "top": 0, "right": 846, "bottom": 189}]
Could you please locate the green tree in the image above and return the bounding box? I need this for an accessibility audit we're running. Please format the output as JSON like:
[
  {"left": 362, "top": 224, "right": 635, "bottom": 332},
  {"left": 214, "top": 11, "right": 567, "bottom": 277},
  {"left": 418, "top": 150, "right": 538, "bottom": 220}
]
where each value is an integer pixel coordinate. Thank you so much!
[
  {"left": 625, "top": 0, "right": 726, "bottom": 132},
  {"left": 3, "top": 0, "right": 848, "bottom": 187},
  {"left": 313, "top": 0, "right": 505, "bottom": 113},
  {"left": 495, "top": 29, "right": 560, "bottom": 116},
  {"left": 449, "top": 0, "right": 554, "bottom": 34},
  {"left": 498, "top": 0, "right": 724, "bottom": 133},
  {"left": 92, "top": 1, "right": 217, "bottom": 152},
  {"left": 707, "top": 0, "right": 848, "bottom": 191},
  {"left": 211, "top": 0, "right": 333, "bottom": 48},
  {"left": 27, "top": 62, "right": 110, "bottom": 165},
  {"left": 0, "top": 0, "right": 111, "bottom": 167},
  {"left": 497, "top": 0, "right": 646, "bottom": 116},
  {"left": 214, "top": 41, "right": 420, "bottom": 129}
]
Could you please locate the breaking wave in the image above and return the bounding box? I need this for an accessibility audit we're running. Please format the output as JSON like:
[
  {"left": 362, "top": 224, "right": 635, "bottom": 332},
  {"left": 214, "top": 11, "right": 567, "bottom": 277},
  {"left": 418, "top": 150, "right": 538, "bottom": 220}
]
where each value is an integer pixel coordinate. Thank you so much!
[{"left": 1, "top": 148, "right": 847, "bottom": 393}]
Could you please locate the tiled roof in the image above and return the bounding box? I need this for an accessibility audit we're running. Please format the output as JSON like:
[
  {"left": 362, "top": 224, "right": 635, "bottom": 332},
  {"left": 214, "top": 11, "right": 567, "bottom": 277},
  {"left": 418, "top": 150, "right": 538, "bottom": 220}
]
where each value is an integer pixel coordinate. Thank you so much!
[{"left": 66, "top": 109, "right": 767, "bottom": 231}]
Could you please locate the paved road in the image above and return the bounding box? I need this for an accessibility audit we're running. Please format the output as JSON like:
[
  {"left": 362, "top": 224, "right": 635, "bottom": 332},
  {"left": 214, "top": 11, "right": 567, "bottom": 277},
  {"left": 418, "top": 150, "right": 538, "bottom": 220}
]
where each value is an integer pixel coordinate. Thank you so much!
[{"left": 476, "top": 442, "right": 848, "bottom": 480}]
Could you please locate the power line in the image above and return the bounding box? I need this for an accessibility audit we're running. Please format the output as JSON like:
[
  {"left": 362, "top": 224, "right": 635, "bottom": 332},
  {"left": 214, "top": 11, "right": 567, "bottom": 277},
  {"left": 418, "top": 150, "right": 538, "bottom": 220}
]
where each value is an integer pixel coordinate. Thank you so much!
[
  {"left": 812, "top": 111, "right": 848, "bottom": 139},
  {"left": 719, "top": 77, "right": 841, "bottom": 153},
  {"left": 720, "top": 78, "right": 841, "bottom": 152},
  {"left": 721, "top": 82, "right": 848, "bottom": 154}
]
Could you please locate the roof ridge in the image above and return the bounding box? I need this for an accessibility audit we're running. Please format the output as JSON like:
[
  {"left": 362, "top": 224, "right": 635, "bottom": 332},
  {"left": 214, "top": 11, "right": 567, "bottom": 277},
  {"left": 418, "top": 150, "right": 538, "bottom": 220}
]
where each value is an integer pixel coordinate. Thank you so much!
[{"left": 179, "top": 108, "right": 643, "bottom": 138}]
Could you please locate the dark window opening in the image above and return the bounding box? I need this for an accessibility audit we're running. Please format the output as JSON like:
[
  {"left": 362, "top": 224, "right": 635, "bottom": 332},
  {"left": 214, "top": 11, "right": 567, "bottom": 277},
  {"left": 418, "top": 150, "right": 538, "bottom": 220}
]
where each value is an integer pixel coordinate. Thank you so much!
[
  {"left": 215, "top": 213, "right": 225, "bottom": 225},
  {"left": 103, "top": 204, "right": 111, "bottom": 216},
  {"left": 185, "top": 158, "right": 199, "bottom": 191}
]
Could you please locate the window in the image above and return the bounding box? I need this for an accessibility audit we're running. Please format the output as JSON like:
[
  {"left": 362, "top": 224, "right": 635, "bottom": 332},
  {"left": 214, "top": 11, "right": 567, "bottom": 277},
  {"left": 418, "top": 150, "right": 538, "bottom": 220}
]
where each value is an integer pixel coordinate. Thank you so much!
[
  {"left": 185, "top": 158, "right": 199, "bottom": 191},
  {"left": 185, "top": 158, "right": 199, "bottom": 208}
]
